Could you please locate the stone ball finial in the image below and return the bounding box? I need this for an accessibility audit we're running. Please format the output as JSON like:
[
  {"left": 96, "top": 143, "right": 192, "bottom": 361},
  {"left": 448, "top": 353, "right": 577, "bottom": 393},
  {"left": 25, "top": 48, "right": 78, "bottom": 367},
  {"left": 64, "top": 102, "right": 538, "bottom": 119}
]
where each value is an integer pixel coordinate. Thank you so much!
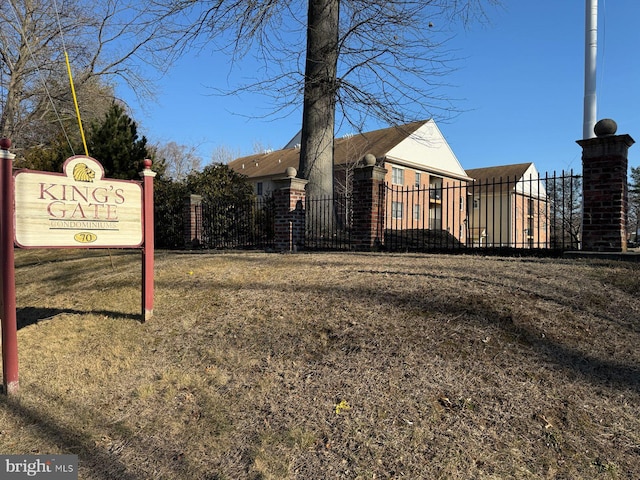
[
  {"left": 594, "top": 118, "right": 617, "bottom": 137},
  {"left": 143, "top": 158, "right": 153, "bottom": 169},
  {"left": 285, "top": 166, "right": 297, "bottom": 178},
  {"left": 0, "top": 138, "right": 11, "bottom": 150},
  {"left": 363, "top": 153, "right": 376, "bottom": 166}
]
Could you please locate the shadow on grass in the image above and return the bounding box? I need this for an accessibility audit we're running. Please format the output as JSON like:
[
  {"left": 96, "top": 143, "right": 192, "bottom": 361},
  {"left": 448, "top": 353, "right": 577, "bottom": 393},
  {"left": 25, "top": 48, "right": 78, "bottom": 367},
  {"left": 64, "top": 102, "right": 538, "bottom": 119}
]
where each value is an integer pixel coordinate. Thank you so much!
[
  {"left": 0, "top": 385, "right": 207, "bottom": 479},
  {"left": 0, "top": 393, "right": 140, "bottom": 480},
  {"left": 17, "top": 307, "right": 142, "bottom": 329},
  {"left": 353, "top": 271, "right": 640, "bottom": 394},
  {"left": 14, "top": 249, "right": 141, "bottom": 268},
  {"left": 175, "top": 259, "right": 640, "bottom": 395},
  {"left": 459, "top": 305, "right": 640, "bottom": 393}
]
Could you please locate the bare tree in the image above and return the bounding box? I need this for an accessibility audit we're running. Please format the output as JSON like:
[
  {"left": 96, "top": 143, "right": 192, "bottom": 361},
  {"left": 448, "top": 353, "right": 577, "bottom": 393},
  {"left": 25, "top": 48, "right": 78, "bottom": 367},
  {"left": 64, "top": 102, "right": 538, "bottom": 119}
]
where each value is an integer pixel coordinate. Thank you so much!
[
  {"left": 333, "top": 134, "right": 370, "bottom": 198},
  {"left": 151, "top": 0, "right": 498, "bottom": 230},
  {"left": 211, "top": 145, "right": 243, "bottom": 165},
  {"left": 155, "top": 141, "right": 203, "bottom": 181},
  {"left": 251, "top": 140, "right": 274, "bottom": 155},
  {"left": 299, "top": 0, "right": 339, "bottom": 201},
  {"left": 546, "top": 172, "right": 582, "bottom": 250},
  {"left": 0, "top": 0, "right": 172, "bottom": 154},
  {"left": 155, "top": 4, "right": 496, "bottom": 146}
]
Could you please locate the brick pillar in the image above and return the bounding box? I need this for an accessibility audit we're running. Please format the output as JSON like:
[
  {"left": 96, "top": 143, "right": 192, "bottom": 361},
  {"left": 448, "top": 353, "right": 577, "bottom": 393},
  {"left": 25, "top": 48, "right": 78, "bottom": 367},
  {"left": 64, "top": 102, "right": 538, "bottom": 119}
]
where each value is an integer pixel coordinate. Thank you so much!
[
  {"left": 183, "top": 194, "right": 202, "bottom": 248},
  {"left": 577, "top": 119, "right": 635, "bottom": 252},
  {"left": 273, "top": 167, "right": 308, "bottom": 252},
  {"left": 351, "top": 154, "right": 387, "bottom": 250}
]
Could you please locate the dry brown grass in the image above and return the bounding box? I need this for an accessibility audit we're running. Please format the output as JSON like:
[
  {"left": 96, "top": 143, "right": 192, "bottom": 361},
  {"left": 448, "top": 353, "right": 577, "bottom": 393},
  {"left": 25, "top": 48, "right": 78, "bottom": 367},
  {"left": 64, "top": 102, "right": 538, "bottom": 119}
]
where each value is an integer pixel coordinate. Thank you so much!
[{"left": 1, "top": 249, "right": 639, "bottom": 479}]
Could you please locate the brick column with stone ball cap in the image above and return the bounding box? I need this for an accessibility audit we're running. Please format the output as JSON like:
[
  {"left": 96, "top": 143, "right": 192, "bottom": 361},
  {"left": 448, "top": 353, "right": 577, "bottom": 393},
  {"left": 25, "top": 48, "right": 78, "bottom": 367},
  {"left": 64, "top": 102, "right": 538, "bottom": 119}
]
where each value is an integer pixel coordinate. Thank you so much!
[
  {"left": 577, "top": 118, "right": 635, "bottom": 252},
  {"left": 351, "top": 154, "right": 387, "bottom": 249},
  {"left": 272, "top": 167, "right": 308, "bottom": 252}
]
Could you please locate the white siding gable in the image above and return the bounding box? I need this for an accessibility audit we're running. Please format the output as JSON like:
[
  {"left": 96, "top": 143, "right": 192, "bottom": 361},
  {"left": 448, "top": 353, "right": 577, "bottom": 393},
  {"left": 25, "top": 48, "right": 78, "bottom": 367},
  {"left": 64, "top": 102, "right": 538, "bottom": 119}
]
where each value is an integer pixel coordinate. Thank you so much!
[
  {"left": 515, "top": 163, "right": 547, "bottom": 199},
  {"left": 385, "top": 120, "right": 468, "bottom": 179}
]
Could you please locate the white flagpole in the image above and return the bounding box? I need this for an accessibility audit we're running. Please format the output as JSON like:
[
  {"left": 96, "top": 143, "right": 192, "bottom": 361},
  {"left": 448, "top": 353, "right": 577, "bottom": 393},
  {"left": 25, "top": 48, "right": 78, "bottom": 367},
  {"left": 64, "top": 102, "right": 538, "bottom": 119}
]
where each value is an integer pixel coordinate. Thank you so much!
[{"left": 583, "top": 0, "right": 598, "bottom": 139}]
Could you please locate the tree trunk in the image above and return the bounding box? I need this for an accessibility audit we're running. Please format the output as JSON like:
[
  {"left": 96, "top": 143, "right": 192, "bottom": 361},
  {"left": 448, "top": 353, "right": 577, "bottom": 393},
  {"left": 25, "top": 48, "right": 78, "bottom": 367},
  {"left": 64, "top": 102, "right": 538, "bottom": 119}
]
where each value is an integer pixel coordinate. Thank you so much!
[
  {"left": 0, "top": 43, "right": 28, "bottom": 141},
  {"left": 0, "top": 82, "right": 18, "bottom": 140},
  {"left": 299, "top": 0, "right": 339, "bottom": 196},
  {"left": 299, "top": 0, "right": 340, "bottom": 235}
]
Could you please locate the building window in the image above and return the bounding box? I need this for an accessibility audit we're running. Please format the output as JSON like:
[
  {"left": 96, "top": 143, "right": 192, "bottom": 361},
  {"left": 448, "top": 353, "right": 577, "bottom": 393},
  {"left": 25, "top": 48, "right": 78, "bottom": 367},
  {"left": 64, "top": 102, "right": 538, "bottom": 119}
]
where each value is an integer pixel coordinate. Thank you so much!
[
  {"left": 429, "top": 206, "right": 442, "bottom": 230},
  {"left": 415, "top": 172, "right": 421, "bottom": 187},
  {"left": 392, "top": 167, "right": 404, "bottom": 185},
  {"left": 392, "top": 201, "right": 403, "bottom": 219},
  {"left": 413, "top": 204, "right": 420, "bottom": 221},
  {"left": 257, "top": 182, "right": 263, "bottom": 196},
  {"left": 460, "top": 196, "right": 464, "bottom": 211},
  {"left": 473, "top": 198, "right": 480, "bottom": 209},
  {"left": 429, "top": 178, "right": 442, "bottom": 200}
]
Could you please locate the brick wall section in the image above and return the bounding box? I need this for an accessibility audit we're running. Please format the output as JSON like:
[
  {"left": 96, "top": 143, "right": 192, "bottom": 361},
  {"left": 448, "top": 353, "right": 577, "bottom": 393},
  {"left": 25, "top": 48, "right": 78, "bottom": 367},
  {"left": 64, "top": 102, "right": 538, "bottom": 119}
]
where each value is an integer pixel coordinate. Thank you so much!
[
  {"left": 272, "top": 176, "right": 309, "bottom": 252},
  {"left": 351, "top": 164, "right": 388, "bottom": 249},
  {"left": 577, "top": 133, "right": 635, "bottom": 252},
  {"left": 183, "top": 194, "right": 202, "bottom": 248}
]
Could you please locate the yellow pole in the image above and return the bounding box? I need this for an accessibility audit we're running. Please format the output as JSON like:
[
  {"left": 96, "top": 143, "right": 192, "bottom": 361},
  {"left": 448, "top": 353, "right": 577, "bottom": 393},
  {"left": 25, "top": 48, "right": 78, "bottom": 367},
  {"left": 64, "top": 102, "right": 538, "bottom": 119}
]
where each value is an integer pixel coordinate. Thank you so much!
[{"left": 65, "top": 51, "right": 89, "bottom": 156}]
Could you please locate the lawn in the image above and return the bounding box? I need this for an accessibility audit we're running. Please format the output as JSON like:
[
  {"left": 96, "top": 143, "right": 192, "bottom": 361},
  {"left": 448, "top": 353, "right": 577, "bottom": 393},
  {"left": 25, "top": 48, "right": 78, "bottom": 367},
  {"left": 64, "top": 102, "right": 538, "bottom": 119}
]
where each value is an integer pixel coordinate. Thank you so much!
[{"left": 1, "top": 249, "right": 639, "bottom": 479}]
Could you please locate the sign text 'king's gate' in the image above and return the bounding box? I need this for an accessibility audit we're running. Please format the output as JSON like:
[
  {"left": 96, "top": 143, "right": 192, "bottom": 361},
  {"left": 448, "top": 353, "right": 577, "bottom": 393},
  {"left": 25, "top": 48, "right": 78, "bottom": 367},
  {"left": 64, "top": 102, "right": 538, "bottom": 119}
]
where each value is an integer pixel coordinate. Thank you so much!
[{"left": 14, "top": 156, "right": 143, "bottom": 248}]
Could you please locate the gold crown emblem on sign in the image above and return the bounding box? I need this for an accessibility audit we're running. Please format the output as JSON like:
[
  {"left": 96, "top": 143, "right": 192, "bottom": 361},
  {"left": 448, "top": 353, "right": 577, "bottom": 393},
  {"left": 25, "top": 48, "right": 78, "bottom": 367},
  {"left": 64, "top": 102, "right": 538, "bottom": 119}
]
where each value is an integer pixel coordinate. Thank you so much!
[{"left": 72, "top": 162, "right": 96, "bottom": 182}]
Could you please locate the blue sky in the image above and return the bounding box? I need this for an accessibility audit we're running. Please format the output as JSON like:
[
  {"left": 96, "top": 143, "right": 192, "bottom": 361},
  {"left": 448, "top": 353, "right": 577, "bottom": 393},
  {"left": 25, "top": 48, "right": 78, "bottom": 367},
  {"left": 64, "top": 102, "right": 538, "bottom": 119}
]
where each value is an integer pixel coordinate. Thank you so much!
[{"left": 121, "top": 1, "right": 640, "bottom": 176}]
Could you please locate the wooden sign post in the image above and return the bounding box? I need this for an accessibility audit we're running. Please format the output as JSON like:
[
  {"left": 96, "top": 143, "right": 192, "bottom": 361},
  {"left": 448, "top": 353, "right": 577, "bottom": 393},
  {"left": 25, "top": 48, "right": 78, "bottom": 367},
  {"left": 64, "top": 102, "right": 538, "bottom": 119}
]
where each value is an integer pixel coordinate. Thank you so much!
[
  {"left": 1, "top": 139, "right": 155, "bottom": 395},
  {"left": 1, "top": 139, "right": 19, "bottom": 395},
  {"left": 141, "top": 159, "right": 156, "bottom": 321}
]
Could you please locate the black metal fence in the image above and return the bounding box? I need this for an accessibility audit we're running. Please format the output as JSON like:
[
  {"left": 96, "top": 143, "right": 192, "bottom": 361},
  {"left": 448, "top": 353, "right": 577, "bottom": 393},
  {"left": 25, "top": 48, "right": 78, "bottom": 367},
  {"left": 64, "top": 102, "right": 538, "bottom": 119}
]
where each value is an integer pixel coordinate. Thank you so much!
[
  {"left": 383, "top": 170, "right": 582, "bottom": 253},
  {"left": 154, "top": 188, "right": 187, "bottom": 249},
  {"left": 194, "top": 196, "right": 275, "bottom": 250},
  {"left": 304, "top": 194, "right": 353, "bottom": 250},
  {"left": 156, "top": 171, "right": 582, "bottom": 254},
  {"left": 383, "top": 181, "right": 466, "bottom": 251}
]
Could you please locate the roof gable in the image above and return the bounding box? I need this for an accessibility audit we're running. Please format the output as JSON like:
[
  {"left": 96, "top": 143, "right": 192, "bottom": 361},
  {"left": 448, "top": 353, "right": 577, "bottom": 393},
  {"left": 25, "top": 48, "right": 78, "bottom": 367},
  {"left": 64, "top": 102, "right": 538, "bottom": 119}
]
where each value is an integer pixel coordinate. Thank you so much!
[
  {"left": 466, "top": 163, "right": 546, "bottom": 198},
  {"left": 227, "top": 119, "right": 468, "bottom": 179},
  {"left": 385, "top": 120, "right": 468, "bottom": 178},
  {"left": 334, "top": 120, "right": 427, "bottom": 163}
]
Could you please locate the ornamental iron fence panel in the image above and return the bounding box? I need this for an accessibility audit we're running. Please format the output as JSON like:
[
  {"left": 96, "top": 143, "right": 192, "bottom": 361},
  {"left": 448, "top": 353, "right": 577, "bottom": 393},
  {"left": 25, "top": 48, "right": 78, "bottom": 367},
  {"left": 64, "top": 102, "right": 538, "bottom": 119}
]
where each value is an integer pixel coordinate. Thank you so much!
[
  {"left": 304, "top": 193, "right": 353, "bottom": 250},
  {"left": 195, "top": 196, "right": 275, "bottom": 250},
  {"left": 383, "top": 170, "right": 582, "bottom": 253},
  {"left": 161, "top": 171, "right": 582, "bottom": 254}
]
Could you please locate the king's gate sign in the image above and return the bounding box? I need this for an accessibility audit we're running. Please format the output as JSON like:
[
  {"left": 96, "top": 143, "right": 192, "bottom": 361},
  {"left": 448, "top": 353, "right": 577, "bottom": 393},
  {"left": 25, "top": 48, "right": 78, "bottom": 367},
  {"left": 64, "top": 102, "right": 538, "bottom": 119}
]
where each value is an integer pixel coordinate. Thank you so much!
[
  {"left": 2, "top": 142, "right": 156, "bottom": 395},
  {"left": 14, "top": 156, "right": 143, "bottom": 248}
]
